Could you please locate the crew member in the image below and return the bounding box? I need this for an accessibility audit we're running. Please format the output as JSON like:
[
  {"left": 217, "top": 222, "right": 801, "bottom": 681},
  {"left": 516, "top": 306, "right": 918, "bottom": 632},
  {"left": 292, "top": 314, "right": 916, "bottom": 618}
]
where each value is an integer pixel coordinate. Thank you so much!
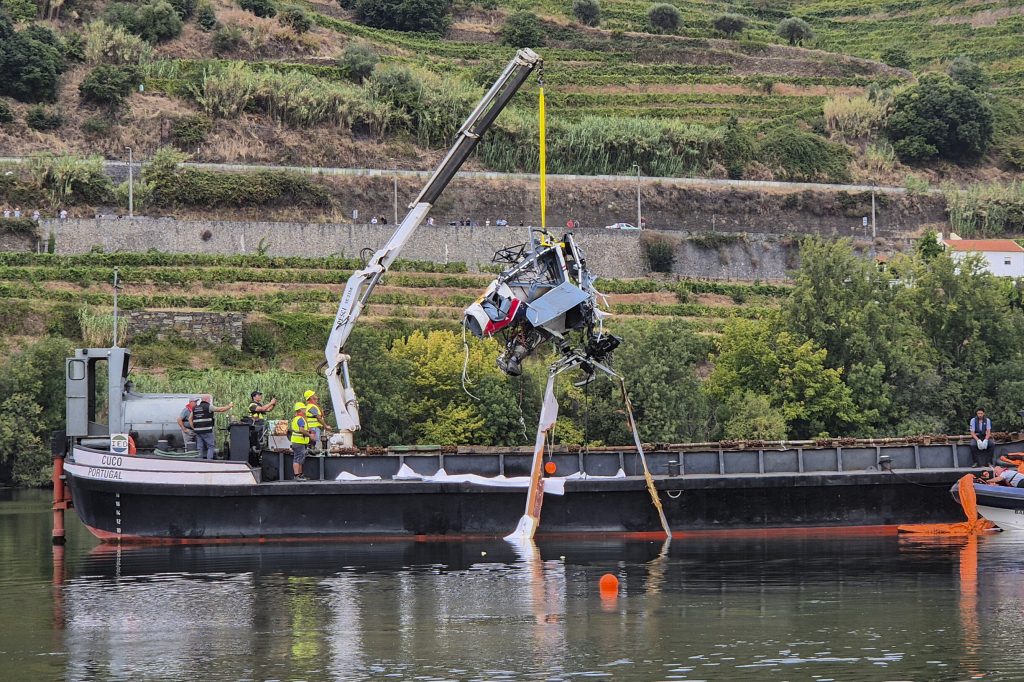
[
  {"left": 248, "top": 390, "right": 277, "bottom": 450},
  {"left": 290, "top": 402, "right": 312, "bottom": 481},
  {"left": 970, "top": 408, "right": 993, "bottom": 467},
  {"left": 987, "top": 466, "right": 1024, "bottom": 487},
  {"left": 302, "top": 390, "right": 324, "bottom": 453},
  {"left": 190, "top": 394, "right": 234, "bottom": 460},
  {"left": 176, "top": 397, "right": 198, "bottom": 448}
]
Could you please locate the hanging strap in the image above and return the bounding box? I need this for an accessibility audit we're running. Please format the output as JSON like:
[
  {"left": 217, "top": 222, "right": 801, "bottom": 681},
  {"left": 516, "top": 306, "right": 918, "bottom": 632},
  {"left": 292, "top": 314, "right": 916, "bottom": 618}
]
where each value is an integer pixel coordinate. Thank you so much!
[{"left": 618, "top": 378, "right": 672, "bottom": 538}]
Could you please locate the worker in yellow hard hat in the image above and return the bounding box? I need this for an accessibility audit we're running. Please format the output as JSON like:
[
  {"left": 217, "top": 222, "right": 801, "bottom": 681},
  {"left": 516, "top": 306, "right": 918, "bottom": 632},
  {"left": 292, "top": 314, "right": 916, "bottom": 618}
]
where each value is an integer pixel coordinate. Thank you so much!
[
  {"left": 290, "top": 402, "right": 311, "bottom": 481},
  {"left": 302, "top": 390, "right": 324, "bottom": 454}
]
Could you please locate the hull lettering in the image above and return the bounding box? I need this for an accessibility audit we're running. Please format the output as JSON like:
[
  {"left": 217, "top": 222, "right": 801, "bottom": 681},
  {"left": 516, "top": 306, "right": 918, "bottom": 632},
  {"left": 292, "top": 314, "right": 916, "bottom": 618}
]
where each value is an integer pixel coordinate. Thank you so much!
[{"left": 87, "top": 467, "right": 123, "bottom": 480}]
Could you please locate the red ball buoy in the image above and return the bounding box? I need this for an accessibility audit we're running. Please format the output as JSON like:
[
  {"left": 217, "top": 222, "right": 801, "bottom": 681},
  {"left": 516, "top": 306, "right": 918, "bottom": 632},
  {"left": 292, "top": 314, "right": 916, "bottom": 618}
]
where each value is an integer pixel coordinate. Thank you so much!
[
  {"left": 599, "top": 573, "right": 619, "bottom": 597},
  {"left": 544, "top": 461, "right": 557, "bottom": 475}
]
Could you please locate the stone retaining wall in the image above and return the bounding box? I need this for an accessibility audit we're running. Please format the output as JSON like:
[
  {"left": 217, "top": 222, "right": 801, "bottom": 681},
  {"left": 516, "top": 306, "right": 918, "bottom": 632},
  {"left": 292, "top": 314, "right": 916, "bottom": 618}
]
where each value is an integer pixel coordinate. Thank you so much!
[{"left": 127, "top": 310, "right": 246, "bottom": 347}]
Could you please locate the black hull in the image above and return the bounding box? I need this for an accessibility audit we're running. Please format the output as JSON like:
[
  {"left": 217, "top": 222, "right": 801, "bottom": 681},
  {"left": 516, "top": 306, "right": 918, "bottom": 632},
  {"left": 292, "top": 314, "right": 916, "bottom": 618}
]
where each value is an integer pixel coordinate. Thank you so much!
[{"left": 66, "top": 469, "right": 967, "bottom": 542}]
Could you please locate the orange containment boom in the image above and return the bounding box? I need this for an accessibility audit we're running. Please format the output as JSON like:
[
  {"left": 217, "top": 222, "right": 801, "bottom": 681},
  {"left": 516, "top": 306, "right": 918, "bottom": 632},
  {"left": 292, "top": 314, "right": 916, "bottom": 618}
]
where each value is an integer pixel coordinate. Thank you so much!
[{"left": 898, "top": 474, "right": 997, "bottom": 535}]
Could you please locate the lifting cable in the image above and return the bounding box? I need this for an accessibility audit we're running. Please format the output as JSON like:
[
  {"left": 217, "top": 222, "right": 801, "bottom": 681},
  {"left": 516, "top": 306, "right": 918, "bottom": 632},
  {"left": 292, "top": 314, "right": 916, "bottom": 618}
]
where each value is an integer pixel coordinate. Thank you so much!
[{"left": 538, "top": 68, "right": 547, "bottom": 230}]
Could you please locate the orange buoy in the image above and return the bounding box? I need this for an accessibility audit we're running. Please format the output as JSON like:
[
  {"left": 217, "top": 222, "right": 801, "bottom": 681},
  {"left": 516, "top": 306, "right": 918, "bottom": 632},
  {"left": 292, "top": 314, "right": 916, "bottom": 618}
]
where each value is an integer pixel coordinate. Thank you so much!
[
  {"left": 544, "top": 461, "right": 557, "bottom": 475},
  {"left": 599, "top": 573, "right": 618, "bottom": 597}
]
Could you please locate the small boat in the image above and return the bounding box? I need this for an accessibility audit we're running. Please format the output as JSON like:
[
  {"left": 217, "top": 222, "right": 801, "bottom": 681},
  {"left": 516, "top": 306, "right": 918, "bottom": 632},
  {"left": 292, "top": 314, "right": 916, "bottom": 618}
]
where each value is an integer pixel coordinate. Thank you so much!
[{"left": 972, "top": 483, "right": 1024, "bottom": 531}]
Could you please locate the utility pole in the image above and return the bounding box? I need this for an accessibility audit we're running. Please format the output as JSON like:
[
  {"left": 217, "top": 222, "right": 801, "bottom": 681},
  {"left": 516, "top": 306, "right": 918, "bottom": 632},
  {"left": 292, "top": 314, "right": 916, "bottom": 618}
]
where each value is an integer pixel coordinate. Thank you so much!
[
  {"left": 871, "top": 184, "right": 876, "bottom": 240},
  {"left": 125, "top": 147, "right": 134, "bottom": 218},
  {"left": 633, "top": 163, "right": 641, "bottom": 229},
  {"left": 393, "top": 166, "right": 399, "bottom": 225}
]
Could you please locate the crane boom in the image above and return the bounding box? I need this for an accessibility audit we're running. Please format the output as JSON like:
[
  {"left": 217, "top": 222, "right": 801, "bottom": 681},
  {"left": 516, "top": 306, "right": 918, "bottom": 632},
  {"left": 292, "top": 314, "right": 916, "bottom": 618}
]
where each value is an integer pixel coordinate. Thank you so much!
[{"left": 325, "top": 48, "right": 543, "bottom": 441}]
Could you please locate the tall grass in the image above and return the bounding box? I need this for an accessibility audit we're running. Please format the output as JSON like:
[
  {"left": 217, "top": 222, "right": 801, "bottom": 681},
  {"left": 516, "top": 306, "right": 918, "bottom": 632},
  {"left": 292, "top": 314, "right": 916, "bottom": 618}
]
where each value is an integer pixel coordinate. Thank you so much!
[
  {"left": 823, "top": 94, "right": 887, "bottom": 140},
  {"left": 78, "top": 307, "right": 128, "bottom": 347},
  {"left": 83, "top": 21, "right": 153, "bottom": 65},
  {"left": 26, "top": 153, "right": 114, "bottom": 207},
  {"left": 946, "top": 181, "right": 1024, "bottom": 237}
]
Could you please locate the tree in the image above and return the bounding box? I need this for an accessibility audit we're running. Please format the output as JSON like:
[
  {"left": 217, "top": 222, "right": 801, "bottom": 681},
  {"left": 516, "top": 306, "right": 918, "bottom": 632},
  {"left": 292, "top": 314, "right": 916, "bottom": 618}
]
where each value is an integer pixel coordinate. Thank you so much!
[
  {"left": 947, "top": 56, "right": 989, "bottom": 92},
  {"left": 720, "top": 391, "right": 788, "bottom": 440},
  {"left": 132, "top": 1, "right": 184, "bottom": 42},
  {"left": 238, "top": 0, "right": 275, "bottom": 18},
  {"left": 2, "top": 0, "right": 35, "bottom": 22},
  {"left": 916, "top": 230, "right": 944, "bottom": 261},
  {"left": 354, "top": 0, "right": 451, "bottom": 34},
  {"left": 501, "top": 11, "right": 545, "bottom": 47},
  {"left": 572, "top": 0, "right": 600, "bottom": 27},
  {"left": 647, "top": 3, "right": 680, "bottom": 33},
  {"left": 881, "top": 46, "right": 911, "bottom": 69},
  {"left": 167, "top": 0, "right": 196, "bottom": 19},
  {"left": 195, "top": 1, "right": 217, "bottom": 30},
  {"left": 0, "top": 30, "right": 64, "bottom": 102},
  {"left": 776, "top": 17, "right": 813, "bottom": 45},
  {"left": 713, "top": 13, "right": 748, "bottom": 38},
  {"left": 79, "top": 64, "right": 141, "bottom": 109},
  {"left": 337, "top": 42, "right": 378, "bottom": 84},
  {"left": 280, "top": 7, "right": 312, "bottom": 33},
  {"left": 886, "top": 74, "right": 993, "bottom": 162}
]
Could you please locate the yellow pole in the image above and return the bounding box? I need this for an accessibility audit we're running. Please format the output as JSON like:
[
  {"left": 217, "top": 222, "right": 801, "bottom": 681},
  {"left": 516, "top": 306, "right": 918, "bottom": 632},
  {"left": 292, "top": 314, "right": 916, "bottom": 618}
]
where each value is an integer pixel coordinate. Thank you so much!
[{"left": 538, "top": 85, "right": 547, "bottom": 229}]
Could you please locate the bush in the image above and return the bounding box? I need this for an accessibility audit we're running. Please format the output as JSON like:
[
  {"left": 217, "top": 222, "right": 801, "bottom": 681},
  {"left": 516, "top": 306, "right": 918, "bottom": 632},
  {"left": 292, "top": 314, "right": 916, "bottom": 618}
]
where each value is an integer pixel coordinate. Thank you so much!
[
  {"left": 353, "top": 0, "right": 449, "bottom": 33},
  {"left": 947, "top": 56, "right": 989, "bottom": 92},
  {"left": 196, "top": 1, "right": 217, "bottom": 29},
  {"left": 713, "top": 13, "right": 748, "bottom": 37},
  {"left": 881, "top": 46, "right": 910, "bottom": 69},
  {"left": 2, "top": 0, "right": 35, "bottom": 22},
  {"left": 26, "top": 153, "right": 114, "bottom": 205},
  {"left": 81, "top": 115, "right": 113, "bottom": 137},
  {"left": 500, "top": 10, "right": 545, "bottom": 47},
  {"left": 171, "top": 114, "right": 213, "bottom": 147},
  {"left": 0, "top": 29, "right": 65, "bottom": 103},
  {"left": 823, "top": 95, "right": 887, "bottom": 140},
  {"left": 167, "top": 0, "right": 196, "bottom": 19},
  {"left": 78, "top": 64, "right": 141, "bottom": 108},
  {"left": 241, "top": 322, "right": 280, "bottom": 360},
  {"left": 0, "top": 100, "right": 13, "bottom": 124},
  {"left": 82, "top": 21, "right": 153, "bottom": 65},
  {"left": 647, "top": 3, "right": 680, "bottom": 33},
  {"left": 337, "top": 42, "right": 378, "bottom": 84},
  {"left": 239, "top": 0, "right": 275, "bottom": 18},
  {"left": 572, "top": 0, "right": 600, "bottom": 27},
  {"left": 642, "top": 234, "right": 675, "bottom": 273},
  {"left": 279, "top": 7, "right": 311, "bottom": 33},
  {"left": 25, "top": 105, "right": 63, "bottom": 131},
  {"left": 757, "top": 127, "right": 851, "bottom": 183},
  {"left": 212, "top": 25, "right": 244, "bottom": 53},
  {"left": 886, "top": 74, "right": 993, "bottom": 162},
  {"left": 776, "top": 17, "right": 813, "bottom": 45},
  {"left": 133, "top": 1, "right": 184, "bottom": 42}
]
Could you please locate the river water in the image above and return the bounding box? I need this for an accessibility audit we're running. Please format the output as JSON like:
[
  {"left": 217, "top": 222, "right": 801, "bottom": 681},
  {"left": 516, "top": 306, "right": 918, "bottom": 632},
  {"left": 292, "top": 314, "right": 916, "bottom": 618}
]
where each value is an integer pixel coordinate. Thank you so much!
[{"left": 3, "top": 488, "right": 1024, "bottom": 681}]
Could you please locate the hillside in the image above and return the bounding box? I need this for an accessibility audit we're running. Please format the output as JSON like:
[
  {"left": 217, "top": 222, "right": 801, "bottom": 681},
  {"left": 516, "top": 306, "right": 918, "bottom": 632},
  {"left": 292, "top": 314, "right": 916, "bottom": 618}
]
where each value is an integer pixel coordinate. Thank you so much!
[{"left": 0, "top": 0, "right": 1021, "bottom": 193}]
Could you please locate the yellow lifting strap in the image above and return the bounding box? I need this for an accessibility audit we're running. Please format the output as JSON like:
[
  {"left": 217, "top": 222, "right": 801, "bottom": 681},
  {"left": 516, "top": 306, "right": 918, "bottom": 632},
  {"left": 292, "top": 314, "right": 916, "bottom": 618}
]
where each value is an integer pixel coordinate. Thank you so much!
[{"left": 538, "top": 81, "right": 547, "bottom": 229}]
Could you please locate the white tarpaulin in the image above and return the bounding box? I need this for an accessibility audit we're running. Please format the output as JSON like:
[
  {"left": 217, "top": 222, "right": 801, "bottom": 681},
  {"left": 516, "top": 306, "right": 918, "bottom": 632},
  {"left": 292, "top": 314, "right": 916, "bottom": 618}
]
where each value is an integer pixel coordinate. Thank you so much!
[{"left": 384, "top": 465, "right": 567, "bottom": 495}]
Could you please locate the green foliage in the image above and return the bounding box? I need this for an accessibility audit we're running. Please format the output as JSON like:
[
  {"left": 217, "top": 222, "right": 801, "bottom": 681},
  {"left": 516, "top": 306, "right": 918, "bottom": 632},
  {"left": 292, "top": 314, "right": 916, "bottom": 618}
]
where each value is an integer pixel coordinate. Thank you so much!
[
  {"left": 0, "top": 27, "right": 65, "bottom": 103},
  {"left": 886, "top": 75, "right": 993, "bottom": 163},
  {"left": 135, "top": 0, "right": 185, "bottom": 42},
  {"left": 880, "top": 46, "right": 910, "bottom": 69},
  {"left": 25, "top": 105, "right": 63, "bottom": 131},
  {"left": 171, "top": 113, "right": 213, "bottom": 147},
  {"left": 353, "top": 0, "right": 450, "bottom": 34},
  {"left": 144, "top": 146, "right": 330, "bottom": 208},
  {"left": 647, "top": 3, "right": 680, "bottom": 33},
  {"left": 279, "top": 7, "right": 311, "bottom": 33},
  {"left": 945, "top": 182, "right": 1024, "bottom": 238},
  {"left": 238, "top": 0, "right": 275, "bottom": 17},
  {"left": 2, "top": 0, "right": 34, "bottom": 22},
  {"left": 79, "top": 64, "right": 141, "bottom": 108},
  {"left": 26, "top": 153, "right": 114, "bottom": 206},
  {"left": 777, "top": 17, "right": 813, "bottom": 45},
  {"left": 713, "top": 13, "right": 748, "bottom": 38},
  {"left": 212, "top": 25, "right": 244, "bottom": 54},
  {"left": 241, "top": 322, "right": 281, "bottom": 360},
  {"left": 823, "top": 94, "right": 887, "bottom": 140},
  {"left": 81, "top": 115, "right": 113, "bottom": 137},
  {"left": 0, "top": 99, "right": 13, "bottom": 124},
  {"left": 168, "top": 0, "right": 197, "bottom": 19},
  {"left": 572, "top": 0, "right": 600, "bottom": 27},
  {"left": 337, "top": 42, "right": 378, "bottom": 84},
  {"left": 720, "top": 391, "right": 787, "bottom": 441},
  {"left": 500, "top": 11, "right": 545, "bottom": 48},
  {"left": 0, "top": 337, "right": 74, "bottom": 486},
  {"left": 947, "top": 56, "right": 988, "bottom": 92},
  {"left": 83, "top": 21, "right": 153, "bottom": 65},
  {"left": 756, "top": 127, "right": 852, "bottom": 183},
  {"left": 916, "top": 230, "right": 944, "bottom": 261},
  {"left": 196, "top": 1, "right": 217, "bottom": 30},
  {"left": 641, "top": 233, "right": 675, "bottom": 273}
]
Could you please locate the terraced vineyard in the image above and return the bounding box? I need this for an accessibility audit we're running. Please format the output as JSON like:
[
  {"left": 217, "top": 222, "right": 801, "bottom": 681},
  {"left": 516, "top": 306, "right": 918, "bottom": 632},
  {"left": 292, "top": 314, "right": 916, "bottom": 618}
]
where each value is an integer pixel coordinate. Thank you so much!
[{"left": 0, "top": 253, "right": 788, "bottom": 360}]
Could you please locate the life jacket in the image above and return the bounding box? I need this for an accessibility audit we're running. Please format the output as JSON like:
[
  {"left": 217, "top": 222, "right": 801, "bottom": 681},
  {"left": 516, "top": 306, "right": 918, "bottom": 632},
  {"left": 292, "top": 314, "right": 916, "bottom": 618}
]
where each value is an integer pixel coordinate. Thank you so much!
[
  {"left": 305, "top": 404, "right": 321, "bottom": 429},
  {"left": 192, "top": 401, "right": 215, "bottom": 434},
  {"left": 248, "top": 401, "right": 266, "bottom": 422},
  {"left": 972, "top": 417, "right": 990, "bottom": 438},
  {"left": 1006, "top": 470, "right": 1024, "bottom": 487},
  {"left": 290, "top": 415, "right": 309, "bottom": 444}
]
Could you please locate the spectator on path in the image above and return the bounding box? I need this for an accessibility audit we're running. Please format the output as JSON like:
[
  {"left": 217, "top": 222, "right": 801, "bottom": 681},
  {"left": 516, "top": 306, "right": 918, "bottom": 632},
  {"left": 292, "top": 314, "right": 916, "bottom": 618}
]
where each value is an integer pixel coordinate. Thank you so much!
[
  {"left": 32, "top": 210, "right": 40, "bottom": 222},
  {"left": 13, "top": 207, "right": 21, "bottom": 218},
  {"left": 2, "top": 208, "right": 9, "bottom": 218},
  {"left": 486, "top": 219, "right": 491, "bottom": 227},
  {"left": 370, "top": 215, "right": 378, "bottom": 224},
  {"left": 59, "top": 209, "right": 67, "bottom": 221},
  {"left": 427, "top": 217, "right": 434, "bottom": 226},
  {"left": 970, "top": 408, "right": 993, "bottom": 467}
]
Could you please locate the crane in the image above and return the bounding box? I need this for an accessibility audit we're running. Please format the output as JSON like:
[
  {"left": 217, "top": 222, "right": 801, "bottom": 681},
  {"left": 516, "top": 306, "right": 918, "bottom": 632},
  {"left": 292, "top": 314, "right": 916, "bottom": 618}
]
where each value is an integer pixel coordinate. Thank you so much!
[{"left": 324, "top": 49, "right": 543, "bottom": 445}]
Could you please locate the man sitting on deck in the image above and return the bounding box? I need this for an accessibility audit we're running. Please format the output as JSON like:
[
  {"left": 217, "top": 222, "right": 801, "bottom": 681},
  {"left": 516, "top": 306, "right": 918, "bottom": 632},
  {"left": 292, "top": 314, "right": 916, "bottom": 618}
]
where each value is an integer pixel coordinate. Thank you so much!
[{"left": 969, "top": 408, "right": 993, "bottom": 467}]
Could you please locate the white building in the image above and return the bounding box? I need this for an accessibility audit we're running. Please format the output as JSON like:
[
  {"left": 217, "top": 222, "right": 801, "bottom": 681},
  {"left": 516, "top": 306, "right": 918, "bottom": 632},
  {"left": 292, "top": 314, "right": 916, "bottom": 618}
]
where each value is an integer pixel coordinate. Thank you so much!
[{"left": 943, "top": 238, "right": 1024, "bottom": 277}]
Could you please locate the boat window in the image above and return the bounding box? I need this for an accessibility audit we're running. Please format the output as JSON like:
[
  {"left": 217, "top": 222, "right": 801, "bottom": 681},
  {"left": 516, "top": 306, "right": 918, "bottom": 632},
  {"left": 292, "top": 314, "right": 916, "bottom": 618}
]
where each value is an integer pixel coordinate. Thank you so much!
[{"left": 68, "top": 360, "right": 85, "bottom": 381}]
